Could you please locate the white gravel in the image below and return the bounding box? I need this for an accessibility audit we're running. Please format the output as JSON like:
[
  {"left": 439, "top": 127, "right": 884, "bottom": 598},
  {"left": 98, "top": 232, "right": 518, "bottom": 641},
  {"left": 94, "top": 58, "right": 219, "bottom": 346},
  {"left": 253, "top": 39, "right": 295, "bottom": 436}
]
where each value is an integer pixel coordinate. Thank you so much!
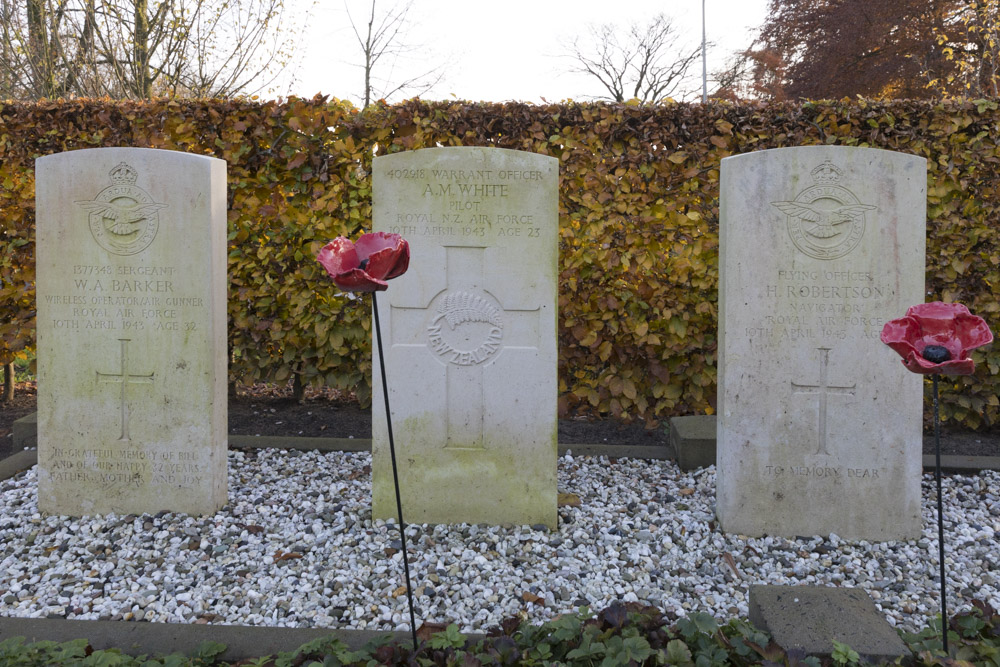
[{"left": 0, "top": 449, "right": 997, "bottom": 634}]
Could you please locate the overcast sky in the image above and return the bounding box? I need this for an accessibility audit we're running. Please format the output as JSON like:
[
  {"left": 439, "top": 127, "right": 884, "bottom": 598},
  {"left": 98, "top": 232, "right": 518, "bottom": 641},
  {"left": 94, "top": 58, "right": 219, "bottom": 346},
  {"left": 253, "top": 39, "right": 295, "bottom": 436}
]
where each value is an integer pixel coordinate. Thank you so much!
[{"left": 276, "top": 0, "right": 770, "bottom": 105}]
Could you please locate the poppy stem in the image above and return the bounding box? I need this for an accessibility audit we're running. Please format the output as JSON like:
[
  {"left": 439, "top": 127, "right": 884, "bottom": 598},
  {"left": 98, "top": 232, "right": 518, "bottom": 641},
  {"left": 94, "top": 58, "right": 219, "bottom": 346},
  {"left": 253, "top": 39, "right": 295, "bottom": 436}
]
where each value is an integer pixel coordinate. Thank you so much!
[
  {"left": 371, "top": 291, "right": 419, "bottom": 653},
  {"left": 932, "top": 373, "right": 948, "bottom": 656}
]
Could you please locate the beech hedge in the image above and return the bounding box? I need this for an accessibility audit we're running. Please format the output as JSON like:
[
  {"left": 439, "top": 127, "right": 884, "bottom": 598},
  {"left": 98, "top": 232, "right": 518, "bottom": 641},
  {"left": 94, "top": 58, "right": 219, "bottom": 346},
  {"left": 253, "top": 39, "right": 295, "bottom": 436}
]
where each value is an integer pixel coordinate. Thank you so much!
[{"left": 1, "top": 97, "right": 998, "bottom": 428}]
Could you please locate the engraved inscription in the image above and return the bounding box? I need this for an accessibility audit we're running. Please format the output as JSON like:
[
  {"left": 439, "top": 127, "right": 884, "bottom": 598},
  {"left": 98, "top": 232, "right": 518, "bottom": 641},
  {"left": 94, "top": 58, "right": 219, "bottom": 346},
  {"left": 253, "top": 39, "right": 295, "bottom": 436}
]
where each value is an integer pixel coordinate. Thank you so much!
[
  {"left": 43, "top": 265, "right": 203, "bottom": 333},
  {"left": 763, "top": 465, "right": 882, "bottom": 479},
  {"left": 791, "top": 347, "right": 856, "bottom": 456},
  {"left": 48, "top": 447, "right": 203, "bottom": 489},
  {"left": 771, "top": 160, "right": 876, "bottom": 260},
  {"left": 745, "top": 268, "right": 891, "bottom": 344},
  {"left": 76, "top": 163, "right": 166, "bottom": 255},
  {"left": 383, "top": 167, "right": 544, "bottom": 239},
  {"left": 96, "top": 339, "right": 154, "bottom": 442}
]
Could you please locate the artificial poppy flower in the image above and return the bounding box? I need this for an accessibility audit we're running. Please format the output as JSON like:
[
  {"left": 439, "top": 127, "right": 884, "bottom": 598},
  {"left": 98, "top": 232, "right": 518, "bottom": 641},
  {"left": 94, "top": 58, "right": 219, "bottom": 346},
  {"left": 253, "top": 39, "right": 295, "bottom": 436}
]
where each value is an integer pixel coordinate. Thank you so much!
[
  {"left": 880, "top": 301, "right": 993, "bottom": 375},
  {"left": 317, "top": 232, "right": 409, "bottom": 292}
]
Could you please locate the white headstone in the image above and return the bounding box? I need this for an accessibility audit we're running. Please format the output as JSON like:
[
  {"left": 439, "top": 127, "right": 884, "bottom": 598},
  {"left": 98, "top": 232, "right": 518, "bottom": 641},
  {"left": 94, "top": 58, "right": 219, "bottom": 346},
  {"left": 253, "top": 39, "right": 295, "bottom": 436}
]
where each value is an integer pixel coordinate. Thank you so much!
[
  {"left": 717, "top": 146, "right": 926, "bottom": 540},
  {"left": 372, "top": 147, "right": 558, "bottom": 527},
  {"left": 36, "top": 148, "right": 227, "bottom": 516}
]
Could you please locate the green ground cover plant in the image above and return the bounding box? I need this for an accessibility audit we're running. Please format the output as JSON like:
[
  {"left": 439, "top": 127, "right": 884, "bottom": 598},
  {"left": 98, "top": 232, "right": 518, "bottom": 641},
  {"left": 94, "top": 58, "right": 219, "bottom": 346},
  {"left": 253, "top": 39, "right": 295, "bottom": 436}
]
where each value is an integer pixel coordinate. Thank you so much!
[{"left": 1, "top": 599, "right": 997, "bottom": 666}]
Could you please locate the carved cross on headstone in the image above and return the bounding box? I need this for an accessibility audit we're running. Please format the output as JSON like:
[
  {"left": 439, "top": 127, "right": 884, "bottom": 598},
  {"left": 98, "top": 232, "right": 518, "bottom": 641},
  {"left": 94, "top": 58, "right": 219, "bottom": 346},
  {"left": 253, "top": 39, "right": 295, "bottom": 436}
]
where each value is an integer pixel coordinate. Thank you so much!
[
  {"left": 96, "top": 338, "right": 154, "bottom": 442},
  {"left": 389, "top": 244, "right": 540, "bottom": 450},
  {"left": 791, "top": 347, "right": 856, "bottom": 456}
]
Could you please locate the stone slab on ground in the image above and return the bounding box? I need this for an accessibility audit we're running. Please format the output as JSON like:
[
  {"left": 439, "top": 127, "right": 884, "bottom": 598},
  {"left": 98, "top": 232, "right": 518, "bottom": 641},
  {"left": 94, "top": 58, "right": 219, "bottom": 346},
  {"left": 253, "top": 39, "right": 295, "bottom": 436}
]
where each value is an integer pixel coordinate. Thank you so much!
[
  {"left": 0, "top": 432, "right": 10, "bottom": 460},
  {"left": 665, "top": 414, "right": 1000, "bottom": 475},
  {"left": 749, "top": 585, "right": 910, "bottom": 663},
  {"left": 0, "top": 449, "right": 37, "bottom": 481},
  {"left": 669, "top": 415, "right": 716, "bottom": 470}
]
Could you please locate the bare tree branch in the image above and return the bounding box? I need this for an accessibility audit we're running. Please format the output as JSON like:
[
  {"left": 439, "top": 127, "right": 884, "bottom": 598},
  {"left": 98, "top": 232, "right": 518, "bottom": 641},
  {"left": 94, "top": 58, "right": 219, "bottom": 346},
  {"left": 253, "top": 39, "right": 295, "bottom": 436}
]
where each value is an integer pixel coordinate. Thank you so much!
[
  {"left": 346, "top": 0, "right": 446, "bottom": 108},
  {"left": 0, "top": 0, "right": 310, "bottom": 100},
  {"left": 564, "top": 13, "right": 703, "bottom": 104}
]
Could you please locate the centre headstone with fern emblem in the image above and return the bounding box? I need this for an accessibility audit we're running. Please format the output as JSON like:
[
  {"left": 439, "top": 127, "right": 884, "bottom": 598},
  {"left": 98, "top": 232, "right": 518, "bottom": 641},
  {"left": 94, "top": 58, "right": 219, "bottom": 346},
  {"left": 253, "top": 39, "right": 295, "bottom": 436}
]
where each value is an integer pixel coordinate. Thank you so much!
[{"left": 372, "top": 147, "right": 558, "bottom": 527}]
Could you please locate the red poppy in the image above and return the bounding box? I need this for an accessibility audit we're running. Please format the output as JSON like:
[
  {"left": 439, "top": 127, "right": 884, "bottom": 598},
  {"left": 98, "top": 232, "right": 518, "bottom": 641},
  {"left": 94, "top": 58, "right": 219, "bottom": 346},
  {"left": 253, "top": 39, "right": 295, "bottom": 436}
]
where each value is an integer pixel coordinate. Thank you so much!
[
  {"left": 317, "top": 232, "right": 409, "bottom": 292},
  {"left": 881, "top": 302, "right": 993, "bottom": 375}
]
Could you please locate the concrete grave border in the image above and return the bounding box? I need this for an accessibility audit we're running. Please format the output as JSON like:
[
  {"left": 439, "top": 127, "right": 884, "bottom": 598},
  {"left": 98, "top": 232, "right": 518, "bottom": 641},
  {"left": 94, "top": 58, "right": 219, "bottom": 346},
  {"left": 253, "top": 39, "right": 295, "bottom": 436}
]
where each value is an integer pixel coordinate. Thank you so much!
[{"left": 10, "top": 411, "right": 998, "bottom": 475}]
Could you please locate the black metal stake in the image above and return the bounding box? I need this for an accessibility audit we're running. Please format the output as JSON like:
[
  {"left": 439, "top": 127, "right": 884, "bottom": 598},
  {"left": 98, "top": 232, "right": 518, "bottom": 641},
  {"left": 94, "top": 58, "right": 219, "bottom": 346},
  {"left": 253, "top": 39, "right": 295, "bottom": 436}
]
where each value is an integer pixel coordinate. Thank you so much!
[
  {"left": 932, "top": 374, "right": 949, "bottom": 656},
  {"left": 371, "top": 291, "right": 419, "bottom": 653}
]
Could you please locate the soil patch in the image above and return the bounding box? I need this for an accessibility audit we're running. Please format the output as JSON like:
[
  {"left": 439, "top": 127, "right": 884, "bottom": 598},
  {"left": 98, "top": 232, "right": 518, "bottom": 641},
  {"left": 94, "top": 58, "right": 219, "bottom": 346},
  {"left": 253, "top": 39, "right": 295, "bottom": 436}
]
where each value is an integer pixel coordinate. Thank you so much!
[
  {"left": 224, "top": 384, "right": 664, "bottom": 447},
  {"left": 2, "top": 381, "right": 998, "bottom": 455}
]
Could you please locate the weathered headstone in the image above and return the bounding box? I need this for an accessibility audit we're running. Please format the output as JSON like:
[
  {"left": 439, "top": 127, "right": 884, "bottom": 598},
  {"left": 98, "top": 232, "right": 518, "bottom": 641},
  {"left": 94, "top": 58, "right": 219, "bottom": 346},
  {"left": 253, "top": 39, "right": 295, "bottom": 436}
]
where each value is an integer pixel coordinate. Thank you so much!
[
  {"left": 36, "top": 148, "right": 227, "bottom": 516},
  {"left": 717, "top": 146, "right": 926, "bottom": 540},
  {"left": 371, "top": 147, "right": 558, "bottom": 527}
]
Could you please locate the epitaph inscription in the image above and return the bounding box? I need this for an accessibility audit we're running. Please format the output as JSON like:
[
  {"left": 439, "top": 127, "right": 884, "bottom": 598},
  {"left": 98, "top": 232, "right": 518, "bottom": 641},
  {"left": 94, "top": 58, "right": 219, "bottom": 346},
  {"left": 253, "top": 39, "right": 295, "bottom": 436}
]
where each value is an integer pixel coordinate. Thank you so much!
[
  {"left": 372, "top": 147, "right": 558, "bottom": 527},
  {"left": 717, "top": 146, "right": 925, "bottom": 540}
]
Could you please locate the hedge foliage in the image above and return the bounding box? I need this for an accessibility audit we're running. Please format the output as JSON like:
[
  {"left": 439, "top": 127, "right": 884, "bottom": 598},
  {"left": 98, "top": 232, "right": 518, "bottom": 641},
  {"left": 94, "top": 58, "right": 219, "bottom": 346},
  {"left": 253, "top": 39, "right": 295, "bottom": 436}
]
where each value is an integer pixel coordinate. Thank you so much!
[{"left": 1, "top": 97, "right": 998, "bottom": 427}]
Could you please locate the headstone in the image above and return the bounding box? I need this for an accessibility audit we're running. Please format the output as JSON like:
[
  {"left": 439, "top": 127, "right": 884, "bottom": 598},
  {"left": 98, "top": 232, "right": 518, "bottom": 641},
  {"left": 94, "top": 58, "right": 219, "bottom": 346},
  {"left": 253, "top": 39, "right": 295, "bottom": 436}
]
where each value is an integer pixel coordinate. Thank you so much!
[
  {"left": 371, "top": 147, "right": 558, "bottom": 527},
  {"left": 748, "top": 585, "right": 910, "bottom": 663},
  {"left": 717, "top": 146, "right": 926, "bottom": 540},
  {"left": 36, "top": 148, "right": 227, "bottom": 516}
]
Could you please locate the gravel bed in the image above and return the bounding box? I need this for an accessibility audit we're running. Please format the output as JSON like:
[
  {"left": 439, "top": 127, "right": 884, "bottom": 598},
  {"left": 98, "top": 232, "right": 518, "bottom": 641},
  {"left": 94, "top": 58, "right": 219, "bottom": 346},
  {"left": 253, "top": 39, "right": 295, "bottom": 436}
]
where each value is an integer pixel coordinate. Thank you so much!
[{"left": 0, "top": 449, "right": 997, "bottom": 634}]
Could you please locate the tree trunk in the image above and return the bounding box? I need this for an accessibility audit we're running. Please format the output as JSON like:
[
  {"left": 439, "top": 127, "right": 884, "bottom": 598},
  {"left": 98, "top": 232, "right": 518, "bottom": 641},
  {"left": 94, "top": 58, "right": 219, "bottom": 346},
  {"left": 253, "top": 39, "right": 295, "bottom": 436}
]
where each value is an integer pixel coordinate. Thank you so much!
[
  {"left": 363, "top": 0, "right": 375, "bottom": 108},
  {"left": 133, "top": 0, "right": 151, "bottom": 97},
  {"left": 292, "top": 372, "right": 305, "bottom": 403},
  {"left": 26, "top": 0, "right": 54, "bottom": 96},
  {"left": 64, "top": 0, "right": 96, "bottom": 94},
  {"left": 2, "top": 362, "right": 13, "bottom": 403},
  {"left": 0, "top": 0, "right": 11, "bottom": 96}
]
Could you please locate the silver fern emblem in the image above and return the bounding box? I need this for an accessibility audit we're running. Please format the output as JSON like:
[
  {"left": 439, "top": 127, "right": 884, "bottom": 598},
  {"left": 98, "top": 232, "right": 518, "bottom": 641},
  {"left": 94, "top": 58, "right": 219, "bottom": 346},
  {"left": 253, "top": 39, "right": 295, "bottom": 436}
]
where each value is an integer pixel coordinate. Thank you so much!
[{"left": 435, "top": 291, "right": 503, "bottom": 330}]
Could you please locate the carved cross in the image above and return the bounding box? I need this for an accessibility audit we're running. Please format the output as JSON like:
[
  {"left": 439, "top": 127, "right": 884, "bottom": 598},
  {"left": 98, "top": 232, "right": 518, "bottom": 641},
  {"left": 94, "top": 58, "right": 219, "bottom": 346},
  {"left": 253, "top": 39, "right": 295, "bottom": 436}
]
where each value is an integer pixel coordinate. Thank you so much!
[
  {"left": 389, "top": 245, "right": 539, "bottom": 450},
  {"left": 791, "top": 347, "right": 856, "bottom": 456},
  {"left": 96, "top": 338, "right": 154, "bottom": 442}
]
